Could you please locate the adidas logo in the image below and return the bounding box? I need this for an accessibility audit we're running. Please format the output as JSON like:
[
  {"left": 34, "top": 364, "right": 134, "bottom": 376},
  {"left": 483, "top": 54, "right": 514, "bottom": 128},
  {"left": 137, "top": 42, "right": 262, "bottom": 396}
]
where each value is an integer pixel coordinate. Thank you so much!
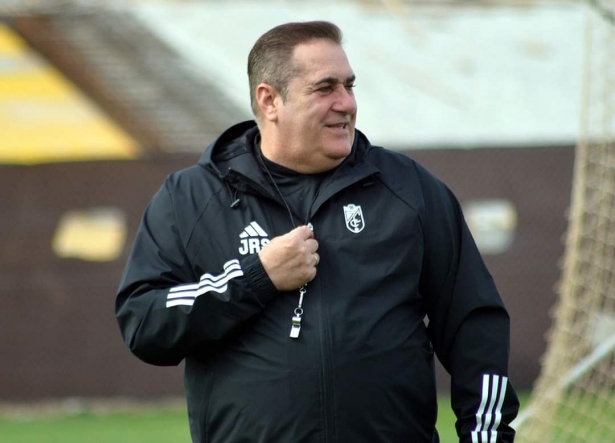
[{"left": 238, "top": 221, "right": 270, "bottom": 255}]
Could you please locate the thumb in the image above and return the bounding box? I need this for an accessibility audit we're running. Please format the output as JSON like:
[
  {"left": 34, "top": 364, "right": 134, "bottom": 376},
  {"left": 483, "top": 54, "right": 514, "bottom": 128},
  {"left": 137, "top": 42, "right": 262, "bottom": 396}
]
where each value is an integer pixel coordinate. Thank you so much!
[{"left": 292, "top": 225, "right": 314, "bottom": 240}]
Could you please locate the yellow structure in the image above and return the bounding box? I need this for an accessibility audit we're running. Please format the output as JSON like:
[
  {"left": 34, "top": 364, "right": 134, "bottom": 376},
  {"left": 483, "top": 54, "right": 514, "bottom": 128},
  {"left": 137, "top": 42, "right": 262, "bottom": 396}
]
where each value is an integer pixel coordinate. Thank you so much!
[
  {"left": 0, "top": 24, "right": 139, "bottom": 164},
  {"left": 52, "top": 208, "right": 128, "bottom": 262}
]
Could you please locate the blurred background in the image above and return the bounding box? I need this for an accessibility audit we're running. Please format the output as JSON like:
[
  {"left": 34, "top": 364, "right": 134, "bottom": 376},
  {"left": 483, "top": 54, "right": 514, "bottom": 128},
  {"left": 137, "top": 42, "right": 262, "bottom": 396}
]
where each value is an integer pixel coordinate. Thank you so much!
[{"left": 0, "top": 0, "right": 589, "bottom": 435}]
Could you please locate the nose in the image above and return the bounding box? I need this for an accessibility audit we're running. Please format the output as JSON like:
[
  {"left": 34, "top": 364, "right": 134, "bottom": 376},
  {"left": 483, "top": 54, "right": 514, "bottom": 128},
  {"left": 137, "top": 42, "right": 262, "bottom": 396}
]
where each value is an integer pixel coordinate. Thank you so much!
[{"left": 332, "top": 87, "right": 357, "bottom": 115}]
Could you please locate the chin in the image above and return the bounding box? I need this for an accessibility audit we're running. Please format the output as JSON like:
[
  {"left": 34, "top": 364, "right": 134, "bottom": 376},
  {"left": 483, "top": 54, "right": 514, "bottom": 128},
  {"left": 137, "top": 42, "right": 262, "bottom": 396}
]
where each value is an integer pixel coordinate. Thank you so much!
[
  {"left": 326, "top": 144, "right": 353, "bottom": 160},
  {"left": 319, "top": 132, "right": 354, "bottom": 159}
]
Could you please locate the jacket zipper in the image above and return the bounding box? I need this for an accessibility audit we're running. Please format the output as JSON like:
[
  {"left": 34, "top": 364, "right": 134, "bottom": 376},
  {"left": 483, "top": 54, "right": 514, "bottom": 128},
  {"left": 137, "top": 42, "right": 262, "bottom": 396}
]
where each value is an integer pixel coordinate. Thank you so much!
[
  {"left": 305, "top": 171, "right": 380, "bottom": 443},
  {"left": 317, "top": 280, "right": 333, "bottom": 443},
  {"left": 230, "top": 165, "right": 380, "bottom": 443}
]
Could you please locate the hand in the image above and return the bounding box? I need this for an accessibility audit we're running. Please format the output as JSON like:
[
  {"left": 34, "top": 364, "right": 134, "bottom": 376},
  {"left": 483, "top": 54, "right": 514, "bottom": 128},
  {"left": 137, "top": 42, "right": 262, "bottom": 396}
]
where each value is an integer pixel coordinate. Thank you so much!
[{"left": 258, "top": 225, "right": 319, "bottom": 291}]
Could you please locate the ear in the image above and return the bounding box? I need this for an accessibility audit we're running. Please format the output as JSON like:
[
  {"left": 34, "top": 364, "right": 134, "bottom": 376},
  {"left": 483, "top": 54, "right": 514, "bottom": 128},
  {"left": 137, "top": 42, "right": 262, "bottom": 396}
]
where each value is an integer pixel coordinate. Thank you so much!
[{"left": 256, "top": 83, "right": 280, "bottom": 122}]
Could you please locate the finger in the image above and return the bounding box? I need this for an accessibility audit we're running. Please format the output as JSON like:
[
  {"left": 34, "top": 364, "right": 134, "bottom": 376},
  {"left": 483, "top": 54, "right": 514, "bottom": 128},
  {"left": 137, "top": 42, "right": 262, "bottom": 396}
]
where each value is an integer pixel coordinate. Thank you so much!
[
  {"left": 306, "top": 239, "right": 319, "bottom": 254},
  {"left": 307, "top": 267, "right": 317, "bottom": 282},
  {"left": 293, "top": 225, "right": 314, "bottom": 240},
  {"left": 314, "top": 253, "right": 320, "bottom": 266}
]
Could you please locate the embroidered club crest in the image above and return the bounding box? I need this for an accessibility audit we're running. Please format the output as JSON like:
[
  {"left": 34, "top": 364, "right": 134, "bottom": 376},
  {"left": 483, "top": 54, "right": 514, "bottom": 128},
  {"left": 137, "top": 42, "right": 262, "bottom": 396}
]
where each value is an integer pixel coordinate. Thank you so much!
[{"left": 343, "top": 204, "right": 365, "bottom": 233}]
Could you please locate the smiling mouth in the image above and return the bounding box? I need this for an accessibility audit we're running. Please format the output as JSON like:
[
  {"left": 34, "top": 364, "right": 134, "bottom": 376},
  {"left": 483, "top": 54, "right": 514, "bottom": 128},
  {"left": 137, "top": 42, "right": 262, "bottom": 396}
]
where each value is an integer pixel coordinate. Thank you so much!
[{"left": 326, "top": 123, "right": 348, "bottom": 129}]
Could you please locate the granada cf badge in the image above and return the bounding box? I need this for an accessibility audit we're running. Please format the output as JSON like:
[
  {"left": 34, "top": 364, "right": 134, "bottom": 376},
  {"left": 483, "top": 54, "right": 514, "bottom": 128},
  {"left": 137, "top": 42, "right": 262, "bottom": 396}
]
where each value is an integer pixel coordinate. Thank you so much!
[{"left": 343, "top": 204, "right": 365, "bottom": 233}]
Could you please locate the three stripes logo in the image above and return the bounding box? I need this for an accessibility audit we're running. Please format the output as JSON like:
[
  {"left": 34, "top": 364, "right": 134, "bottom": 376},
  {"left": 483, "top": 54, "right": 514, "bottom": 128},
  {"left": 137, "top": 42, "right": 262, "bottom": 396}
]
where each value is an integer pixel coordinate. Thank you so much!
[
  {"left": 238, "top": 221, "right": 270, "bottom": 255},
  {"left": 166, "top": 259, "right": 244, "bottom": 308},
  {"left": 471, "top": 374, "right": 508, "bottom": 443}
]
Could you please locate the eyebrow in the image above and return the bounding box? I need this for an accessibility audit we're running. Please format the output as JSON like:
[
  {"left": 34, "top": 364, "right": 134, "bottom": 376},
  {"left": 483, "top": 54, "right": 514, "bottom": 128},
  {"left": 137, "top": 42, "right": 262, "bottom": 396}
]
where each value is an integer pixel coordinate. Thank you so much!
[{"left": 312, "top": 75, "right": 356, "bottom": 87}]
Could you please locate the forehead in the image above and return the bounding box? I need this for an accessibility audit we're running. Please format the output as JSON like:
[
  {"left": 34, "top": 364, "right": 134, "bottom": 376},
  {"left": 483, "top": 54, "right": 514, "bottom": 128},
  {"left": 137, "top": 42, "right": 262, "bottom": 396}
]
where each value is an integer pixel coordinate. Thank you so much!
[{"left": 291, "top": 39, "right": 354, "bottom": 82}]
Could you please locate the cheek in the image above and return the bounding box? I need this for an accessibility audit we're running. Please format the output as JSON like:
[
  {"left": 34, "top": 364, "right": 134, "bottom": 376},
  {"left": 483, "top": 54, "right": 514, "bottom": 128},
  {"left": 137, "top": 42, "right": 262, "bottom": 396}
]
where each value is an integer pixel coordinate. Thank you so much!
[{"left": 350, "top": 109, "right": 358, "bottom": 124}]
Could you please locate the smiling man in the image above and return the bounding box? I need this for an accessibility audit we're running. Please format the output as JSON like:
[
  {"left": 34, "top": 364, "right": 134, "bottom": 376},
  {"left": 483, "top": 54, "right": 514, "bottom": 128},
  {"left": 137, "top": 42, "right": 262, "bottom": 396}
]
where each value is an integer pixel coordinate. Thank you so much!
[
  {"left": 116, "top": 21, "right": 519, "bottom": 443},
  {"left": 253, "top": 36, "right": 357, "bottom": 173}
]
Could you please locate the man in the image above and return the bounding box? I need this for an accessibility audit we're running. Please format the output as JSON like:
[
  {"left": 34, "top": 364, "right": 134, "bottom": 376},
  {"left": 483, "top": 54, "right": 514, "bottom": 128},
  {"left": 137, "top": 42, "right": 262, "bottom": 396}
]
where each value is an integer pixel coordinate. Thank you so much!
[{"left": 116, "top": 21, "right": 519, "bottom": 443}]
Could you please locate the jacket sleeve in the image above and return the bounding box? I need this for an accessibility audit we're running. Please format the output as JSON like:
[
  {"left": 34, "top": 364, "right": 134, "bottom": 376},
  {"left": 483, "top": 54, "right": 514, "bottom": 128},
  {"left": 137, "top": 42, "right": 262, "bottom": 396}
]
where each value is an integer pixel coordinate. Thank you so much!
[
  {"left": 115, "top": 179, "right": 279, "bottom": 366},
  {"left": 415, "top": 164, "right": 519, "bottom": 443}
]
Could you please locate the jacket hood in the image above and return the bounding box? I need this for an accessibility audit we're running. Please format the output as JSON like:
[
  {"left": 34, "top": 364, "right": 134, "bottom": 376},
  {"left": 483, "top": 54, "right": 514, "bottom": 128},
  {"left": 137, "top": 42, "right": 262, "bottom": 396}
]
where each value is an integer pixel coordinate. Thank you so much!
[{"left": 197, "top": 120, "right": 373, "bottom": 180}]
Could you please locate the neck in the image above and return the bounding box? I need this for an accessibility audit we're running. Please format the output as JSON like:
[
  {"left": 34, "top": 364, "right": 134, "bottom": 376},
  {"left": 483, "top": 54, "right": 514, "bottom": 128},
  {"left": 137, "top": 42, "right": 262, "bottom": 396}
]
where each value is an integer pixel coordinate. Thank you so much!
[
  {"left": 259, "top": 129, "right": 345, "bottom": 174},
  {"left": 259, "top": 129, "right": 302, "bottom": 171}
]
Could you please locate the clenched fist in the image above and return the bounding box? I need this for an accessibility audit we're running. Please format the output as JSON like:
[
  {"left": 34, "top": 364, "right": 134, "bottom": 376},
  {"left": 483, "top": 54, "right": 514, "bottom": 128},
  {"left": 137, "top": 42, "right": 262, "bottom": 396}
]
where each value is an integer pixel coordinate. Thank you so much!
[{"left": 258, "top": 225, "right": 319, "bottom": 291}]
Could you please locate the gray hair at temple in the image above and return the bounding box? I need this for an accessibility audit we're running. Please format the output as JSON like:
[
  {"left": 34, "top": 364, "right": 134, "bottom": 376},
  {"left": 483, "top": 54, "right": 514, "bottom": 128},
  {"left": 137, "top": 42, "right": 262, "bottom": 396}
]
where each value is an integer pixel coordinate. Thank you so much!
[{"left": 247, "top": 21, "right": 343, "bottom": 117}]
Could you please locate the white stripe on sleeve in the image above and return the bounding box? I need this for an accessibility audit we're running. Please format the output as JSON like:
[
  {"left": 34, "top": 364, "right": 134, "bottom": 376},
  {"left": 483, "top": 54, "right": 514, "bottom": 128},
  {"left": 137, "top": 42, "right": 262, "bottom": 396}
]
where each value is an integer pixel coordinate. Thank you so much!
[
  {"left": 471, "top": 374, "right": 508, "bottom": 443},
  {"left": 489, "top": 376, "right": 508, "bottom": 443},
  {"left": 482, "top": 375, "right": 500, "bottom": 441},
  {"left": 165, "top": 259, "right": 244, "bottom": 308},
  {"left": 472, "top": 374, "right": 491, "bottom": 443}
]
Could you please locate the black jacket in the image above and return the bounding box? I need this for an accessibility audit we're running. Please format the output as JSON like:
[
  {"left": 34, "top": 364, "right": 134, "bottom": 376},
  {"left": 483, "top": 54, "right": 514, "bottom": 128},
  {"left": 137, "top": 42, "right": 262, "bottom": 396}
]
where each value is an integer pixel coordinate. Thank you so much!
[{"left": 116, "top": 121, "right": 519, "bottom": 443}]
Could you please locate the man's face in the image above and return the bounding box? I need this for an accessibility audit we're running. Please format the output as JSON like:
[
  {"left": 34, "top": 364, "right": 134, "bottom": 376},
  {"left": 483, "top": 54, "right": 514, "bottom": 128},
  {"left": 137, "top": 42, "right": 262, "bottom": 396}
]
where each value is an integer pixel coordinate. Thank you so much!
[{"left": 274, "top": 39, "right": 357, "bottom": 173}]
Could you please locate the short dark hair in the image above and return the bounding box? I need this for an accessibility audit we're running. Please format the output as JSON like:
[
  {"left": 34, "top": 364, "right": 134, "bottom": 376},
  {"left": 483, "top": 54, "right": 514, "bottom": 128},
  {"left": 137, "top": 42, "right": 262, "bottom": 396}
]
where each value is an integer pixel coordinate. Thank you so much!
[{"left": 247, "top": 21, "right": 343, "bottom": 116}]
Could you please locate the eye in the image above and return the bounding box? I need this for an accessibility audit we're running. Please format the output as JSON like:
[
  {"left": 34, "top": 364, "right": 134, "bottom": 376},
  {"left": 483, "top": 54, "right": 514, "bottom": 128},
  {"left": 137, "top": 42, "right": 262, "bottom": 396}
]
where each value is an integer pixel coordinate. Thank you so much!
[
  {"left": 345, "top": 83, "right": 356, "bottom": 91},
  {"left": 317, "top": 86, "right": 333, "bottom": 94}
]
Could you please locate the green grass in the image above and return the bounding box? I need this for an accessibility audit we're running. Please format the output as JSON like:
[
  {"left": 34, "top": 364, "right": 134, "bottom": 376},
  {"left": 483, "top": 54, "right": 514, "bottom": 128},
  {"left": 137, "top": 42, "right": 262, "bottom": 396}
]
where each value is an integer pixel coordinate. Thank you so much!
[
  {"left": 436, "top": 397, "right": 459, "bottom": 442},
  {"left": 0, "top": 394, "right": 529, "bottom": 443},
  {"left": 0, "top": 409, "right": 191, "bottom": 443}
]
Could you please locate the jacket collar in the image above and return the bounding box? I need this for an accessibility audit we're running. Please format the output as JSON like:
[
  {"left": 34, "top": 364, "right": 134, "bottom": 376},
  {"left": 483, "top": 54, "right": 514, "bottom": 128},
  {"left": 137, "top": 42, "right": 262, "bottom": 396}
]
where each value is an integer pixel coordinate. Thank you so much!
[{"left": 198, "top": 120, "right": 375, "bottom": 182}]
